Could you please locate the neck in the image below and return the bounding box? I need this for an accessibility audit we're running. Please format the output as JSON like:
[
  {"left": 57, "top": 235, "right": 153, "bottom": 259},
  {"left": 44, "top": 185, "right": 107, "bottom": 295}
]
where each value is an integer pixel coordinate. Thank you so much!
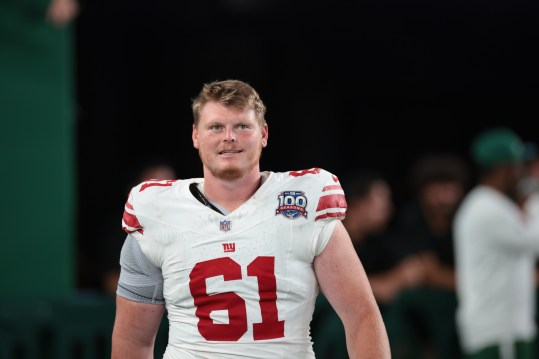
[
  {"left": 481, "top": 174, "right": 516, "bottom": 201},
  {"left": 203, "top": 168, "right": 262, "bottom": 212},
  {"left": 421, "top": 207, "right": 451, "bottom": 236}
]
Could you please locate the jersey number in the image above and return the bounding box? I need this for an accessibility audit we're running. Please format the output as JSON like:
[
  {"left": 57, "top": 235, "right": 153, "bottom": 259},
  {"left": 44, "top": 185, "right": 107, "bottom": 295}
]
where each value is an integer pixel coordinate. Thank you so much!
[
  {"left": 289, "top": 168, "right": 320, "bottom": 177},
  {"left": 139, "top": 179, "right": 176, "bottom": 192},
  {"left": 189, "top": 256, "right": 284, "bottom": 341}
]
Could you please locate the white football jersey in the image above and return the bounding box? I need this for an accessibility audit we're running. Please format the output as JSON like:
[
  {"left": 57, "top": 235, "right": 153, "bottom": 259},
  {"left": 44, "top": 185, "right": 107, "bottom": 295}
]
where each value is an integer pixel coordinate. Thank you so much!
[{"left": 122, "top": 168, "right": 347, "bottom": 359}]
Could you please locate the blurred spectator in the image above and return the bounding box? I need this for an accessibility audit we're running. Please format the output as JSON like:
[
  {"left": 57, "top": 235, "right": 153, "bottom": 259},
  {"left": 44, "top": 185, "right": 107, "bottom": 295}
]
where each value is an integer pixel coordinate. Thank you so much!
[
  {"left": 454, "top": 127, "right": 539, "bottom": 359},
  {"left": 518, "top": 142, "right": 539, "bottom": 207},
  {"left": 399, "top": 153, "right": 470, "bottom": 289},
  {"left": 341, "top": 169, "right": 424, "bottom": 306},
  {"left": 520, "top": 143, "right": 539, "bottom": 359},
  {"left": 312, "top": 169, "right": 423, "bottom": 359},
  {"left": 46, "top": 0, "right": 79, "bottom": 27},
  {"left": 388, "top": 153, "right": 470, "bottom": 359}
]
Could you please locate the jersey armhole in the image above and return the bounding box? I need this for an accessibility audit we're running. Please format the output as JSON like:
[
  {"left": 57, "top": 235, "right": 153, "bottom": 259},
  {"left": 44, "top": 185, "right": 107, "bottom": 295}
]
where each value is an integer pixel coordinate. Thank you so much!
[{"left": 313, "top": 220, "right": 338, "bottom": 256}]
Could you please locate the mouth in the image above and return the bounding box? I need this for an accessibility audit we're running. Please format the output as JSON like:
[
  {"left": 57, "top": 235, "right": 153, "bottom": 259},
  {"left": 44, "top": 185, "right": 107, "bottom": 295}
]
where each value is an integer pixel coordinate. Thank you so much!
[{"left": 219, "top": 150, "right": 242, "bottom": 156}]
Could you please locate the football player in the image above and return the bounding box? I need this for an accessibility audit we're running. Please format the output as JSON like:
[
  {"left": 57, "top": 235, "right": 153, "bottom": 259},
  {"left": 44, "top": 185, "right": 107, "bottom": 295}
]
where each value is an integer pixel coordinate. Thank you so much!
[{"left": 111, "top": 79, "right": 390, "bottom": 359}]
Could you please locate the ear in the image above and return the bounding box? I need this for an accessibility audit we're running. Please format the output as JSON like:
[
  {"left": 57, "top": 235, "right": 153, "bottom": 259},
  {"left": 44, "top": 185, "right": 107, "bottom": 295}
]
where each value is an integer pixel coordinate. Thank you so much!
[
  {"left": 261, "top": 124, "right": 269, "bottom": 148},
  {"left": 192, "top": 124, "right": 199, "bottom": 149}
]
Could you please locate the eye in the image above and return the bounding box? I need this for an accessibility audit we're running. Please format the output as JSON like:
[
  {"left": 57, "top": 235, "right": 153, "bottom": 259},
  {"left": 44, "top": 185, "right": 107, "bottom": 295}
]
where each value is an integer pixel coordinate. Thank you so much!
[
  {"left": 209, "top": 124, "right": 223, "bottom": 130},
  {"left": 238, "top": 124, "right": 250, "bottom": 130}
]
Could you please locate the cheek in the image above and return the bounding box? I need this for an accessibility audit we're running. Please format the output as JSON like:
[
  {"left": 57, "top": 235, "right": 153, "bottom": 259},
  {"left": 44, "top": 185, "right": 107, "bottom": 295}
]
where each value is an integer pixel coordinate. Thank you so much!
[
  {"left": 195, "top": 136, "right": 215, "bottom": 150},
  {"left": 193, "top": 131, "right": 203, "bottom": 149}
]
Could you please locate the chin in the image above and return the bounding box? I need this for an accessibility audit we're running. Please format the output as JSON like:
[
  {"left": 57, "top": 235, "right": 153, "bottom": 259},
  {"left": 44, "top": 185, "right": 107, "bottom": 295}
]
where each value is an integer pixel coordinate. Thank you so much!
[{"left": 213, "top": 167, "right": 244, "bottom": 180}]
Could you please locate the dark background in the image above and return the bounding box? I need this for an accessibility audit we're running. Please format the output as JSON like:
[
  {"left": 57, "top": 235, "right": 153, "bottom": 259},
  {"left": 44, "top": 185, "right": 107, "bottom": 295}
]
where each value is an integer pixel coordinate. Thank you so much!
[{"left": 74, "top": 0, "right": 539, "bottom": 289}]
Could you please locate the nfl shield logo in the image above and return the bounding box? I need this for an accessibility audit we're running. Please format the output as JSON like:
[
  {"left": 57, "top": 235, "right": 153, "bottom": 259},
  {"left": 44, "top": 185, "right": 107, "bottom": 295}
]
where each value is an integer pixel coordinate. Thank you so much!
[{"left": 220, "top": 220, "right": 231, "bottom": 232}]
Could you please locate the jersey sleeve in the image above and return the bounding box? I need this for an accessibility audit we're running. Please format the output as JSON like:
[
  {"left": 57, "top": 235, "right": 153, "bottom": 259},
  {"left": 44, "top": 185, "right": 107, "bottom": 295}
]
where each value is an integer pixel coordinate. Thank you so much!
[
  {"left": 121, "top": 179, "right": 177, "bottom": 235},
  {"left": 120, "top": 179, "right": 178, "bottom": 267},
  {"left": 313, "top": 169, "right": 347, "bottom": 222},
  {"left": 313, "top": 170, "right": 346, "bottom": 255},
  {"left": 313, "top": 220, "right": 338, "bottom": 256},
  {"left": 122, "top": 187, "right": 144, "bottom": 234},
  {"left": 288, "top": 168, "right": 348, "bottom": 256}
]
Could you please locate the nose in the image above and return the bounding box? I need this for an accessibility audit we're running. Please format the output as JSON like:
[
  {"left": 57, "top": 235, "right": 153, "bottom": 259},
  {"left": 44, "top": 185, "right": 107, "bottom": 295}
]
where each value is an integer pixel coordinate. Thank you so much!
[{"left": 224, "top": 128, "right": 237, "bottom": 143}]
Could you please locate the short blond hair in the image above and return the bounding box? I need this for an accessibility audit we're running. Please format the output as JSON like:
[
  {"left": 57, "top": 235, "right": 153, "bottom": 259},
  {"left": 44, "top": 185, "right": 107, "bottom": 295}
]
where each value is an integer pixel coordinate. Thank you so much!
[{"left": 192, "top": 79, "right": 267, "bottom": 127}]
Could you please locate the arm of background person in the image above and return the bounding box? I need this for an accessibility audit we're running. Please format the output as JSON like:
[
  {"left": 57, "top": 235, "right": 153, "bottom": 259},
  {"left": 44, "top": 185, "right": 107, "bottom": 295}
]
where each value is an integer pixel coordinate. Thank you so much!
[
  {"left": 368, "top": 255, "right": 426, "bottom": 303},
  {"left": 418, "top": 252, "right": 455, "bottom": 290},
  {"left": 481, "top": 197, "right": 539, "bottom": 253},
  {"left": 112, "top": 296, "right": 165, "bottom": 359},
  {"left": 314, "top": 220, "right": 391, "bottom": 359}
]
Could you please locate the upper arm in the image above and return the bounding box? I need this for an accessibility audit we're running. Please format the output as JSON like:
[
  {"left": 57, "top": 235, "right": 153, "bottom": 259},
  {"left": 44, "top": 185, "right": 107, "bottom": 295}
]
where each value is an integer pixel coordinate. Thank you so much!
[
  {"left": 480, "top": 209, "right": 539, "bottom": 253},
  {"left": 314, "top": 221, "right": 390, "bottom": 358},
  {"left": 112, "top": 235, "right": 166, "bottom": 359},
  {"left": 112, "top": 296, "right": 165, "bottom": 359},
  {"left": 314, "top": 221, "right": 378, "bottom": 323}
]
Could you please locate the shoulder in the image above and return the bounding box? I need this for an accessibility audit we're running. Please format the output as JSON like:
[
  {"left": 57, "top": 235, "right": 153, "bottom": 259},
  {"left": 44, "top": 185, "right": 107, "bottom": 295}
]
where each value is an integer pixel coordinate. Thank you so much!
[
  {"left": 455, "top": 187, "right": 511, "bottom": 229},
  {"left": 272, "top": 168, "right": 341, "bottom": 187},
  {"left": 131, "top": 178, "right": 182, "bottom": 194},
  {"left": 127, "top": 178, "right": 197, "bottom": 205},
  {"left": 122, "top": 178, "right": 198, "bottom": 234},
  {"left": 271, "top": 168, "right": 344, "bottom": 200},
  {"left": 274, "top": 168, "right": 347, "bottom": 222},
  {"left": 461, "top": 187, "right": 510, "bottom": 214}
]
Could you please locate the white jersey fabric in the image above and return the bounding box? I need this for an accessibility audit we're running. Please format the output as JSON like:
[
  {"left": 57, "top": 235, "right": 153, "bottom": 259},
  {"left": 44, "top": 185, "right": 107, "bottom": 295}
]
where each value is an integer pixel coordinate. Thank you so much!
[
  {"left": 454, "top": 186, "right": 539, "bottom": 356},
  {"left": 120, "top": 168, "right": 347, "bottom": 359}
]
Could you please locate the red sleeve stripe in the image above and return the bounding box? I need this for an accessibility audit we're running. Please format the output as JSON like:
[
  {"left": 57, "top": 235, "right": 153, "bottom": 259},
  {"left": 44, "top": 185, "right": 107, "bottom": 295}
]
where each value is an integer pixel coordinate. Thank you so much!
[
  {"left": 122, "top": 209, "right": 142, "bottom": 233},
  {"left": 316, "top": 194, "right": 347, "bottom": 212},
  {"left": 315, "top": 211, "right": 346, "bottom": 221},
  {"left": 125, "top": 201, "right": 134, "bottom": 210},
  {"left": 322, "top": 185, "right": 342, "bottom": 192}
]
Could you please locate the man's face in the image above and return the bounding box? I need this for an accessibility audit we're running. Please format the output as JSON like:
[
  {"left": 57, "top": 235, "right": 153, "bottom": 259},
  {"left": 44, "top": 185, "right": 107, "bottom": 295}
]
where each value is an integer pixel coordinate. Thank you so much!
[
  {"left": 506, "top": 162, "right": 526, "bottom": 199},
  {"left": 420, "top": 181, "right": 464, "bottom": 215},
  {"left": 361, "top": 181, "right": 393, "bottom": 233},
  {"left": 192, "top": 101, "right": 268, "bottom": 181}
]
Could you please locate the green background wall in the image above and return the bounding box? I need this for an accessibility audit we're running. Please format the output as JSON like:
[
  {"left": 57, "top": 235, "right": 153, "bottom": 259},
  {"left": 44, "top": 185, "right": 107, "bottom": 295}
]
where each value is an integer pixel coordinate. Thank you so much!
[{"left": 0, "top": 0, "right": 75, "bottom": 298}]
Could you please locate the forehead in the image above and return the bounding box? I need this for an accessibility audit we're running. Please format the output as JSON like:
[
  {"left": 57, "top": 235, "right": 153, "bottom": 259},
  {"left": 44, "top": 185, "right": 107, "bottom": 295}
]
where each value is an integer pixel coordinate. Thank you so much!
[{"left": 199, "top": 101, "right": 257, "bottom": 124}]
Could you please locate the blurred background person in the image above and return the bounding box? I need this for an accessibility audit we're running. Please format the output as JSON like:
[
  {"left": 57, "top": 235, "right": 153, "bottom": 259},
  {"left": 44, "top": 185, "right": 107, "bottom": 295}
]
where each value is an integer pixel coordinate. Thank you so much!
[
  {"left": 519, "top": 142, "right": 539, "bottom": 208},
  {"left": 47, "top": 0, "right": 79, "bottom": 27},
  {"left": 387, "top": 153, "right": 470, "bottom": 359},
  {"left": 342, "top": 169, "right": 425, "bottom": 307},
  {"left": 519, "top": 142, "right": 539, "bottom": 358},
  {"left": 396, "top": 153, "right": 470, "bottom": 289},
  {"left": 454, "top": 127, "right": 539, "bottom": 359},
  {"left": 312, "top": 169, "right": 424, "bottom": 359}
]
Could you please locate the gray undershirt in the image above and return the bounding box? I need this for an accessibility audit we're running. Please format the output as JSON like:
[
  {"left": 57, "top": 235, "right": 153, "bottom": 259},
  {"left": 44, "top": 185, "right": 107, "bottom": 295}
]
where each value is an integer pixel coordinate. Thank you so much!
[{"left": 116, "top": 234, "right": 165, "bottom": 304}]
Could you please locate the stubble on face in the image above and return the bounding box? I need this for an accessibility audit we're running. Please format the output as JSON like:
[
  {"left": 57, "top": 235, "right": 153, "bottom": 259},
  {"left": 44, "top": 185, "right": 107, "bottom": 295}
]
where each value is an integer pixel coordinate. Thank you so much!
[{"left": 198, "top": 143, "right": 263, "bottom": 181}]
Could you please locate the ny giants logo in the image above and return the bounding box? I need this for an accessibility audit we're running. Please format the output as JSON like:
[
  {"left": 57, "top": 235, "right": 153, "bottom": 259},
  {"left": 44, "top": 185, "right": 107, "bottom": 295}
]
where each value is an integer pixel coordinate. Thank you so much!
[{"left": 222, "top": 243, "right": 235, "bottom": 252}]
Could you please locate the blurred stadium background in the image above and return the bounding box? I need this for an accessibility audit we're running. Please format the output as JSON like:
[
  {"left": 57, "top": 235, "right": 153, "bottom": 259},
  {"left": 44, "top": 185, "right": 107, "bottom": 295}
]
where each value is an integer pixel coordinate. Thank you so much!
[{"left": 1, "top": 0, "right": 538, "bottom": 357}]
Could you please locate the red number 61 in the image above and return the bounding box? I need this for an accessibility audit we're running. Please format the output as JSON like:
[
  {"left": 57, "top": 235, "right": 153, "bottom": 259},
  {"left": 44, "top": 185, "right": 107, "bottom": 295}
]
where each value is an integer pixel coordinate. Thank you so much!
[{"left": 189, "top": 256, "right": 285, "bottom": 341}]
